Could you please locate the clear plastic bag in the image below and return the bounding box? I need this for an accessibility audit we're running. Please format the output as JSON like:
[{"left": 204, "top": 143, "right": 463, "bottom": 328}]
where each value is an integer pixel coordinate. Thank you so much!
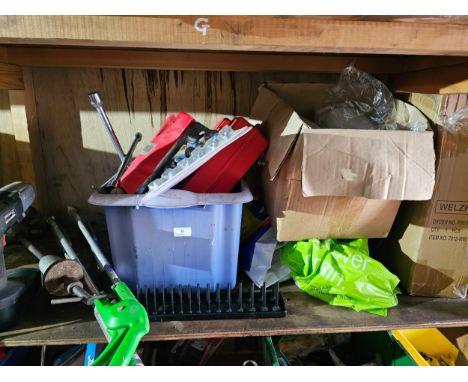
[
  {"left": 441, "top": 105, "right": 468, "bottom": 135},
  {"left": 316, "top": 65, "right": 397, "bottom": 130},
  {"left": 394, "top": 99, "right": 429, "bottom": 132},
  {"left": 241, "top": 225, "right": 291, "bottom": 287},
  {"left": 315, "top": 66, "right": 428, "bottom": 131}
]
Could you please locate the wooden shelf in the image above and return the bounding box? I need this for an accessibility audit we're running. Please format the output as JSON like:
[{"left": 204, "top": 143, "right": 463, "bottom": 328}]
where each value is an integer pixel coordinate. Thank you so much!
[
  {"left": 0, "top": 15, "right": 467, "bottom": 348},
  {"left": 1, "top": 284, "right": 467, "bottom": 347},
  {"left": 0, "top": 16, "right": 467, "bottom": 56},
  {"left": 1, "top": 16, "right": 467, "bottom": 94}
]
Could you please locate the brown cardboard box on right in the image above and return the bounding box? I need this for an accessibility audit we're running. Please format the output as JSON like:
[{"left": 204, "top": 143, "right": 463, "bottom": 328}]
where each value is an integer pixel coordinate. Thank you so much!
[
  {"left": 250, "top": 83, "right": 435, "bottom": 242},
  {"left": 385, "top": 93, "right": 468, "bottom": 298}
]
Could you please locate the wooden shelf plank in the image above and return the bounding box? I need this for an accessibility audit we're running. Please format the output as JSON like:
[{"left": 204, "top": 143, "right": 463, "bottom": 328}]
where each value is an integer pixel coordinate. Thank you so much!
[
  {"left": 5, "top": 47, "right": 411, "bottom": 74},
  {"left": 5, "top": 47, "right": 468, "bottom": 75},
  {"left": 391, "top": 62, "right": 468, "bottom": 93},
  {"left": 0, "top": 16, "right": 467, "bottom": 56},
  {"left": 1, "top": 284, "right": 467, "bottom": 347}
]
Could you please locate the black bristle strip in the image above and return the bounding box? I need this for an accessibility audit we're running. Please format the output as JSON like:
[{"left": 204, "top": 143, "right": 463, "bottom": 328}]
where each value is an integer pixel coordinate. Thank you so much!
[
  {"left": 161, "top": 287, "right": 166, "bottom": 315},
  {"left": 227, "top": 282, "right": 232, "bottom": 313},
  {"left": 188, "top": 285, "right": 192, "bottom": 314},
  {"left": 206, "top": 283, "right": 211, "bottom": 313},
  {"left": 170, "top": 288, "right": 175, "bottom": 314},
  {"left": 261, "top": 283, "right": 268, "bottom": 312},
  {"left": 216, "top": 283, "right": 221, "bottom": 313},
  {"left": 153, "top": 286, "right": 157, "bottom": 315},
  {"left": 144, "top": 285, "right": 149, "bottom": 311},
  {"left": 249, "top": 282, "right": 255, "bottom": 312},
  {"left": 273, "top": 282, "right": 280, "bottom": 312},
  {"left": 178, "top": 285, "right": 183, "bottom": 314},
  {"left": 140, "top": 282, "right": 286, "bottom": 322},
  {"left": 196, "top": 284, "right": 201, "bottom": 314},
  {"left": 238, "top": 282, "right": 243, "bottom": 313}
]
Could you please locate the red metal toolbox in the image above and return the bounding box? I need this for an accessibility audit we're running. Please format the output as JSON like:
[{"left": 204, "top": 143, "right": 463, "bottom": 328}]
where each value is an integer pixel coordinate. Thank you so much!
[
  {"left": 183, "top": 117, "right": 268, "bottom": 193},
  {"left": 119, "top": 112, "right": 194, "bottom": 194}
]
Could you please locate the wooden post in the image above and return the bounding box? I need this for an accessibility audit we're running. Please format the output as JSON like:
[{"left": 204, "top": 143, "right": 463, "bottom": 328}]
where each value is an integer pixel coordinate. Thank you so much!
[{"left": 7, "top": 68, "right": 50, "bottom": 211}]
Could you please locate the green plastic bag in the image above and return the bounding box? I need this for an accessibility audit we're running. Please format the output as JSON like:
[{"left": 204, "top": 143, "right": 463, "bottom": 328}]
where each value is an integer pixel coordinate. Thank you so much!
[{"left": 282, "top": 238, "right": 399, "bottom": 316}]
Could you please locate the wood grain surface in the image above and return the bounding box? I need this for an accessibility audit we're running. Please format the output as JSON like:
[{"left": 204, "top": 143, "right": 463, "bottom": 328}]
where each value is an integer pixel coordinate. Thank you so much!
[
  {"left": 0, "top": 63, "right": 23, "bottom": 90},
  {"left": 1, "top": 283, "right": 467, "bottom": 347},
  {"left": 5, "top": 47, "right": 411, "bottom": 74},
  {"left": 0, "top": 16, "right": 467, "bottom": 56},
  {"left": 391, "top": 62, "right": 468, "bottom": 93},
  {"left": 28, "top": 67, "right": 339, "bottom": 219},
  {"left": 0, "top": 90, "right": 22, "bottom": 185}
]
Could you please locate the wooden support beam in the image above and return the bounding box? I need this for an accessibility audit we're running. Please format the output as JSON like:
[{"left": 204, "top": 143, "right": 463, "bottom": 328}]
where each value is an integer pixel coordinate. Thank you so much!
[
  {"left": 6, "top": 47, "right": 409, "bottom": 74},
  {"left": 7, "top": 69, "right": 50, "bottom": 211},
  {"left": 0, "top": 63, "right": 23, "bottom": 89},
  {"left": 0, "top": 16, "right": 467, "bottom": 56},
  {"left": 8, "top": 90, "right": 39, "bottom": 193},
  {"left": 0, "top": 90, "right": 22, "bottom": 185},
  {"left": 4, "top": 46, "right": 468, "bottom": 77},
  {"left": 0, "top": 47, "right": 7, "bottom": 62},
  {"left": 391, "top": 63, "right": 468, "bottom": 94},
  {"left": 402, "top": 57, "right": 468, "bottom": 73}
]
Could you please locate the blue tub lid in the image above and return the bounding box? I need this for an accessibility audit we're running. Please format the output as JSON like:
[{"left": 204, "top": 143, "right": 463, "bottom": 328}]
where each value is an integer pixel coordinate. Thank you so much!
[{"left": 88, "top": 181, "right": 253, "bottom": 208}]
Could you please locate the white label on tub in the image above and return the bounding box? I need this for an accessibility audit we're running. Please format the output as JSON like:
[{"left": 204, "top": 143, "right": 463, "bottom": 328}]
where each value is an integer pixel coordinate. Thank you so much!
[{"left": 173, "top": 227, "right": 192, "bottom": 237}]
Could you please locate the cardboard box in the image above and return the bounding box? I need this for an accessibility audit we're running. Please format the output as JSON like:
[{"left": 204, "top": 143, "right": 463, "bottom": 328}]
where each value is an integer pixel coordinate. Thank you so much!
[
  {"left": 385, "top": 93, "right": 468, "bottom": 298},
  {"left": 440, "top": 328, "right": 468, "bottom": 365},
  {"left": 250, "top": 83, "right": 436, "bottom": 241}
]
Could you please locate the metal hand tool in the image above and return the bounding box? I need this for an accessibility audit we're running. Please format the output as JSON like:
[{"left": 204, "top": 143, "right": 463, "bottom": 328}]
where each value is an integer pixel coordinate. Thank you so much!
[
  {"left": 46, "top": 216, "right": 99, "bottom": 295},
  {"left": 67, "top": 207, "right": 119, "bottom": 283},
  {"left": 102, "top": 132, "right": 142, "bottom": 193},
  {"left": 88, "top": 92, "right": 142, "bottom": 193},
  {"left": 68, "top": 206, "right": 149, "bottom": 366},
  {"left": 66, "top": 280, "right": 97, "bottom": 306},
  {"left": 50, "top": 296, "right": 83, "bottom": 305},
  {"left": 88, "top": 92, "right": 125, "bottom": 161},
  {"left": 18, "top": 235, "right": 88, "bottom": 298}
]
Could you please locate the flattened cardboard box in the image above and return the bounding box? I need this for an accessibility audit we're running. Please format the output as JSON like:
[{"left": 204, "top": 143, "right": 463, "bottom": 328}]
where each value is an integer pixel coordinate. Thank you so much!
[
  {"left": 250, "top": 83, "right": 435, "bottom": 241},
  {"left": 385, "top": 93, "right": 468, "bottom": 298}
]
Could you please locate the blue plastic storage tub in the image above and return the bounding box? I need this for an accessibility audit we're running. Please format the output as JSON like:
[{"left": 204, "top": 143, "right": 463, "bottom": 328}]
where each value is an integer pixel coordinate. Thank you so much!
[{"left": 88, "top": 182, "right": 252, "bottom": 291}]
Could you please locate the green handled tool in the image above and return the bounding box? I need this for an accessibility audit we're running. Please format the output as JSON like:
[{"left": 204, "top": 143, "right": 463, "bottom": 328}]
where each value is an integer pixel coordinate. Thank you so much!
[
  {"left": 67, "top": 206, "right": 149, "bottom": 366},
  {"left": 92, "top": 282, "right": 149, "bottom": 366}
]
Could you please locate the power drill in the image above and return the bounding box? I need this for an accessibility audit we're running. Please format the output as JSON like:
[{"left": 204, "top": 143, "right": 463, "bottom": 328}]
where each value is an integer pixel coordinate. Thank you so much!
[{"left": 0, "top": 181, "right": 35, "bottom": 330}]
